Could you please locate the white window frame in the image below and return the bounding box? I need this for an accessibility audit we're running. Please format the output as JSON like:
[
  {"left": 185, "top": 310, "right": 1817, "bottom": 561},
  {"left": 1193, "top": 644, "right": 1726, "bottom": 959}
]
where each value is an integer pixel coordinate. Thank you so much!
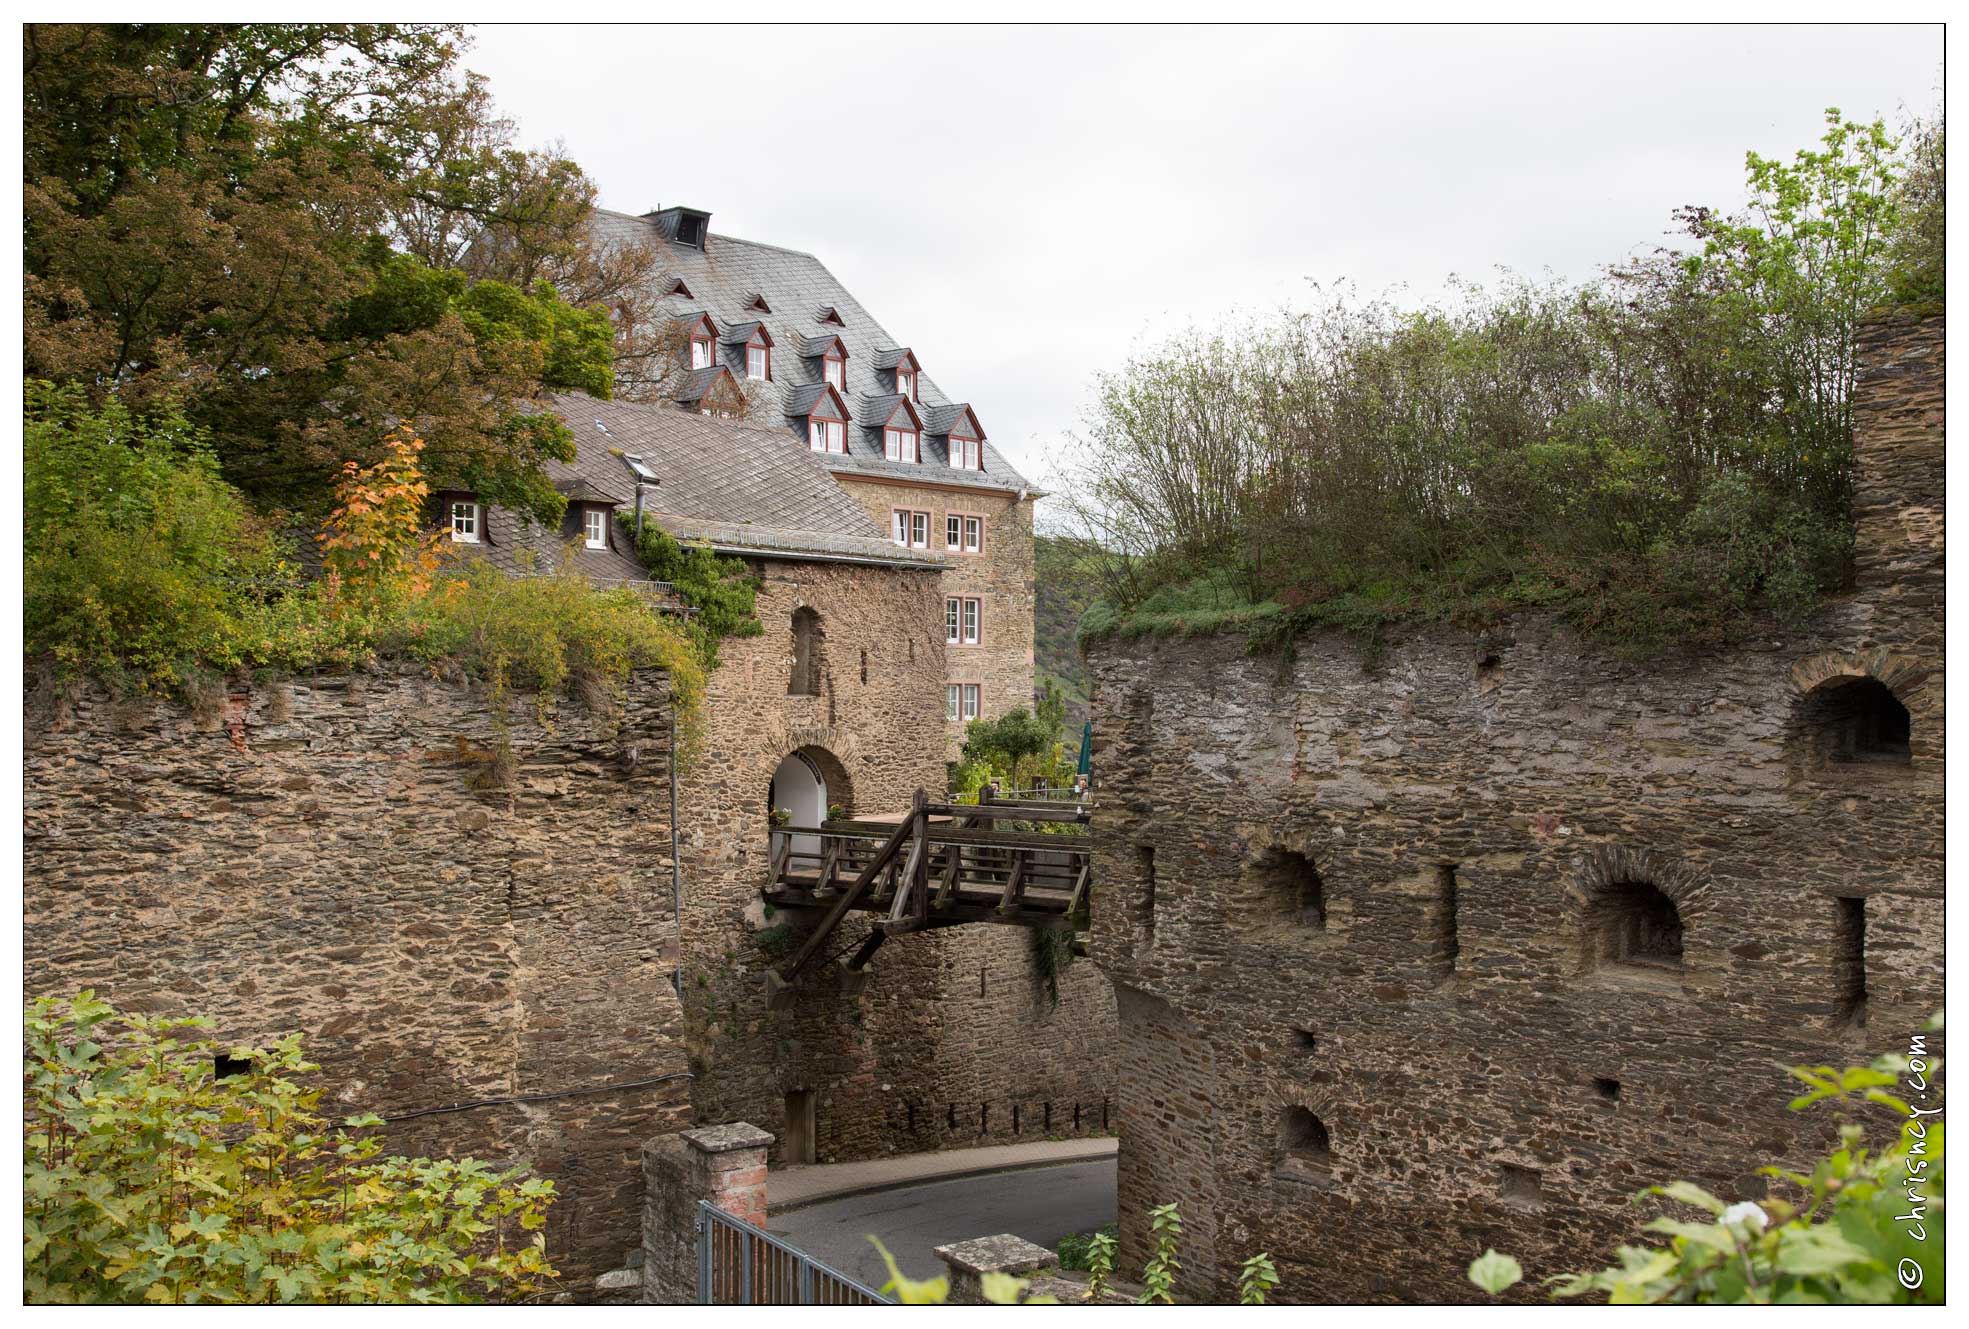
[
  {"left": 946, "top": 685, "right": 961, "bottom": 722},
  {"left": 583, "top": 508, "right": 607, "bottom": 549},
  {"left": 946, "top": 514, "right": 962, "bottom": 549},
  {"left": 450, "top": 501, "right": 480, "bottom": 544},
  {"left": 894, "top": 509, "right": 928, "bottom": 549},
  {"left": 746, "top": 344, "right": 768, "bottom": 380},
  {"left": 824, "top": 354, "right": 845, "bottom": 390},
  {"left": 897, "top": 368, "right": 916, "bottom": 400},
  {"left": 810, "top": 419, "right": 846, "bottom": 454},
  {"left": 954, "top": 436, "right": 981, "bottom": 470},
  {"left": 885, "top": 428, "right": 918, "bottom": 463},
  {"left": 964, "top": 516, "right": 982, "bottom": 552},
  {"left": 962, "top": 598, "right": 980, "bottom": 645},
  {"left": 962, "top": 684, "right": 981, "bottom": 721},
  {"left": 946, "top": 597, "right": 961, "bottom": 643},
  {"left": 691, "top": 338, "right": 712, "bottom": 369}
]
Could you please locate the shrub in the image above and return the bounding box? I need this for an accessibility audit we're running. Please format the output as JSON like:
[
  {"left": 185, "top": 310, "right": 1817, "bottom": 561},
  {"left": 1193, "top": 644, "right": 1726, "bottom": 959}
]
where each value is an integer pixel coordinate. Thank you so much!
[
  {"left": 624, "top": 518, "right": 763, "bottom": 667},
  {"left": 1059, "top": 110, "right": 1929, "bottom": 657},
  {"left": 23, "top": 390, "right": 707, "bottom": 752},
  {"left": 23, "top": 383, "right": 299, "bottom": 691},
  {"left": 23, "top": 992, "right": 558, "bottom": 1304}
]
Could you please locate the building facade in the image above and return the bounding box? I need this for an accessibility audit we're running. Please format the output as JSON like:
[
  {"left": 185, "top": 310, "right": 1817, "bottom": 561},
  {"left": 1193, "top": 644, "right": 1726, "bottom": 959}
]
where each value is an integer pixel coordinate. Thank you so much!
[
  {"left": 592, "top": 205, "right": 1040, "bottom": 757},
  {"left": 1081, "top": 311, "right": 1945, "bottom": 1301}
]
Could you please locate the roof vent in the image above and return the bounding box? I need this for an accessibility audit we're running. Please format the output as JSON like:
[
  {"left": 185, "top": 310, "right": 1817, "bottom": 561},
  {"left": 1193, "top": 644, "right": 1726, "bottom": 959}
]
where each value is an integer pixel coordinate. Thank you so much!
[{"left": 646, "top": 206, "right": 711, "bottom": 250}]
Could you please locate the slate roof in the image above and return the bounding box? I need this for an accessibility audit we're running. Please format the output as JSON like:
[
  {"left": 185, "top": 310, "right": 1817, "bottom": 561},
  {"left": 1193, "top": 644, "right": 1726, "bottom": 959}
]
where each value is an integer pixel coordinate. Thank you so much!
[
  {"left": 555, "top": 477, "right": 626, "bottom": 506},
  {"left": 589, "top": 207, "right": 1036, "bottom": 497},
  {"left": 544, "top": 393, "right": 944, "bottom": 568},
  {"left": 675, "top": 365, "right": 736, "bottom": 403}
]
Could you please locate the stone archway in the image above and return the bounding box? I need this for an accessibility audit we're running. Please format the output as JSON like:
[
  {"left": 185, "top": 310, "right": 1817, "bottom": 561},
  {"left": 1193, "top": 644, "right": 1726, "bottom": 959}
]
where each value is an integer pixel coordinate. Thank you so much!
[{"left": 767, "top": 745, "right": 855, "bottom": 859}]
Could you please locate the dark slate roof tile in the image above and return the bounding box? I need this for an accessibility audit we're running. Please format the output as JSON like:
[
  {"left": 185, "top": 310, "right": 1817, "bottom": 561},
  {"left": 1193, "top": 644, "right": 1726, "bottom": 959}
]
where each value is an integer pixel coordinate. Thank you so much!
[{"left": 588, "top": 208, "right": 1034, "bottom": 497}]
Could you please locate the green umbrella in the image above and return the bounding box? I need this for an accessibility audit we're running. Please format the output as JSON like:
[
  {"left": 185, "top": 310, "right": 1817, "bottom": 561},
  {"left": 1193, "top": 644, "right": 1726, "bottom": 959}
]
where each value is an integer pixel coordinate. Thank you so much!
[{"left": 1076, "top": 721, "right": 1093, "bottom": 778}]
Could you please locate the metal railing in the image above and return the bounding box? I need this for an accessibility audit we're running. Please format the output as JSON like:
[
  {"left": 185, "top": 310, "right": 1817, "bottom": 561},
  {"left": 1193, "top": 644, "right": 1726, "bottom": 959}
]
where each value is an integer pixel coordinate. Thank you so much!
[{"left": 697, "top": 1200, "right": 891, "bottom": 1305}]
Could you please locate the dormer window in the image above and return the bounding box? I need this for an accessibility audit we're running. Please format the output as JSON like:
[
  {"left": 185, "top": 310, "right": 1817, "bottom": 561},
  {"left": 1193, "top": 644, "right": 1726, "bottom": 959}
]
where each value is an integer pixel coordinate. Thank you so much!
[
  {"left": 824, "top": 350, "right": 845, "bottom": 391},
  {"left": 745, "top": 293, "right": 771, "bottom": 314},
  {"left": 809, "top": 419, "right": 846, "bottom": 454},
  {"left": 692, "top": 336, "right": 713, "bottom": 369},
  {"left": 952, "top": 434, "right": 982, "bottom": 470},
  {"left": 450, "top": 500, "right": 481, "bottom": 544},
  {"left": 884, "top": 426, "right": 919, "bottom": 463},
  {"left": 582, "top": 509, "right": 608, "bottom": 549},
  {"left": 745, "top": 330, "right": 771, "bottom": 381},
  {"left": 896, "top": 368, "right": 917, "bottom": 401}
]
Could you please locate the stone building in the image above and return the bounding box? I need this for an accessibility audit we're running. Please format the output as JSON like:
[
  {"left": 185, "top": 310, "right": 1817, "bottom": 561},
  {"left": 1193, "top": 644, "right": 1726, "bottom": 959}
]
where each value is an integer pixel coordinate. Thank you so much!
[
  {"left": 24, "top": 388, "right": 1116, "bottom": 1288},
  {"left": 1081, "top": 311, "right": 1944, "bottom": 1301},
  {"left": 591, "top": 204, "right": 1042, "bottom": 758}
]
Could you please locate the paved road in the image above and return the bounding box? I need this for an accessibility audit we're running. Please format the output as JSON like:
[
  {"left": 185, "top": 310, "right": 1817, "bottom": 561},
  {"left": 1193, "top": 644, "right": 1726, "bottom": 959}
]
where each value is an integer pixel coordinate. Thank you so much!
[{"left": 770, "top": 1158, "right": 1116, "bottom": 1294}]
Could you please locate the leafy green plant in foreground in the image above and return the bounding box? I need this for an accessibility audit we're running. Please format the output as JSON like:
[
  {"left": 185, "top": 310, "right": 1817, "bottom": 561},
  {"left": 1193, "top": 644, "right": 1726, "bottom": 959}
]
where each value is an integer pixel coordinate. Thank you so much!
[{"left": 24, "top": 992, "right": 558, "bottom": 1304}]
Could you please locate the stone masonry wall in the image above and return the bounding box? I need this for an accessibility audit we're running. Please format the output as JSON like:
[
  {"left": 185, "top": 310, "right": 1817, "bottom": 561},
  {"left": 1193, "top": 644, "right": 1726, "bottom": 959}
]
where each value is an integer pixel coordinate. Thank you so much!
[
  {"left": 834, "top": 478, "right": 1038, "bottom": 759},
  {"left": 1083, "top": 312, "right": 1944, "bottom": 1302},
  {"left": 22, "top": 666, "right": 693, "bottom": 1284},
  {"left": 674, "top": 551, "right": 1116, "bottom": 1166}
]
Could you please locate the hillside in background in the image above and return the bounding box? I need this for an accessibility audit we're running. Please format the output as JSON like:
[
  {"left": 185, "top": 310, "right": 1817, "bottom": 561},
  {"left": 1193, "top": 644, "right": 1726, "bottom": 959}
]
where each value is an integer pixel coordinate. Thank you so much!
[{"left": 1034, "top": 533, "right": 1106, "bottom": 761}]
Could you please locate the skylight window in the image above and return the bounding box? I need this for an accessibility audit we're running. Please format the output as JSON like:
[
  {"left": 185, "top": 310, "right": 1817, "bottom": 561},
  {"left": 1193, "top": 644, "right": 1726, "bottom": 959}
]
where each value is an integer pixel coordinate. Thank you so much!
[{"left": 622, "top": 454, "right": 659, "bottom": 483}]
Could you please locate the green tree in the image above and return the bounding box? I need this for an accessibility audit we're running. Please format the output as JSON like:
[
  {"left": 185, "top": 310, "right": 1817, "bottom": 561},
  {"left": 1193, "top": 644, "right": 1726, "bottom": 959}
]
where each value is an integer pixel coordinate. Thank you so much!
[
  {"left": 21, "top": 23, "right": 634, "bottom": 523},
  {"left": 960, "top": 706, "right": 1058, "bottom": 791},
  {"left": 24, "top": 992, "right": 559, "bottom": 1304}
]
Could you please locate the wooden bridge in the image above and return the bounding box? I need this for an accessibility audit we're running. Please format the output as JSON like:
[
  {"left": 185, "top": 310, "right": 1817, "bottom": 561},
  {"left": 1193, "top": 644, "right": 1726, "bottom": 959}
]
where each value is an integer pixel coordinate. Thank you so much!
[{"left": 762, "top": 788, "right": 1090, "bottom": 1002}]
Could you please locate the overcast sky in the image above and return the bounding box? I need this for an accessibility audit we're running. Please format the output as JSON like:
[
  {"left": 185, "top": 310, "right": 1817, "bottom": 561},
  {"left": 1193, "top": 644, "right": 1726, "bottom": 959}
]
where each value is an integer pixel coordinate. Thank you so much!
[{"left": 466, "top": 24, "right": 1941, "bottom": 488}]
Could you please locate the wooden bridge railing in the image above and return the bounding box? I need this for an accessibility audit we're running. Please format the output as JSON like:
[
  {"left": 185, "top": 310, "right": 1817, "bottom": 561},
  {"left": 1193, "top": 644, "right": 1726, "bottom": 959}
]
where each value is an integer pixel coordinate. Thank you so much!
[{"left": 764, "top": 788, "right": 1091, "bottom": 994}]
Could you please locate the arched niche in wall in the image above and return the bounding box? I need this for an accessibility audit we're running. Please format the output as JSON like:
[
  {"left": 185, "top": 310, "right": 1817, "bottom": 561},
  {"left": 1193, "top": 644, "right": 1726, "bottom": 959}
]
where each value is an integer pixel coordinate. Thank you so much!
[
  {"left": 1568, "top": 844, "right": 1708, "bottom": 990},
  {"left": 1786, "top": 649, "right": 1930, "bottom": 775}
]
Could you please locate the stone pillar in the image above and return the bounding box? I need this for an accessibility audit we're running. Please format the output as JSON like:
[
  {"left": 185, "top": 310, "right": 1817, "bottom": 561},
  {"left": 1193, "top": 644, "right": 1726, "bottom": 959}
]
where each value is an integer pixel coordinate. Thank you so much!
[
  {"left": 640, "top": 1122, "right": 775, "bottom": 1304},
  {"left": 934, "top": 1234, "right": 1058, "bottom": 1305}
]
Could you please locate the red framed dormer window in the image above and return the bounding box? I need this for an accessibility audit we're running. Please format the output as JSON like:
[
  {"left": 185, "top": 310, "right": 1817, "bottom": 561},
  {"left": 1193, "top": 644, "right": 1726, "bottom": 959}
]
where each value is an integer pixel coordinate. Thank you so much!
[
  {"left": 884, "top": 425, "right": 919, "bottom": 463},
  {"left": 692, "top": 335, "right": 714, "bottom": 369},
  {"left": 951, "top": 433, "right": 983, "bottom": 470},
  {"left": 824, "top": 349, "right": 845, "bottom": 391},
  {"left": 896, "top": 366, "right": 917, "bottom": 401},
  {"left": 745, "top": 329, "right": 771, "bottom": 381},
  {"left": 809, "top": 418, "right": 846, "bottom": 454},
  {"left": 804, "top": 385, "right": 849, "bottom": 454}
]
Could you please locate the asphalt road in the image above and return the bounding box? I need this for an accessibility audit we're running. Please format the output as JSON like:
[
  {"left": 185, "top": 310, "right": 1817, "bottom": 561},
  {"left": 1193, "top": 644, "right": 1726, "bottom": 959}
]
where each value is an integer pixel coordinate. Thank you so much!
[{"left": 769, "top": 1158, "right": 1117, "bottom": 1294}]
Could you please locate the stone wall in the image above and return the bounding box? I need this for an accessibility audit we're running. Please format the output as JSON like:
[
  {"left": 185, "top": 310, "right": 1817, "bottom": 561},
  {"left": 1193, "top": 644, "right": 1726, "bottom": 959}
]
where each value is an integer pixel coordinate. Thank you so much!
[
  {"left": 672, "top": 554, "right": 1116, "bottom": 1168},
  {"left": 1081, "top": 312, "right": 1945, "bottom": 1301},
  {"left": 833, "top": 478, "right": 1039, "bottom": 758},
  {"left": 21, "top": 666, "right": 693, "bottom": 1283}
]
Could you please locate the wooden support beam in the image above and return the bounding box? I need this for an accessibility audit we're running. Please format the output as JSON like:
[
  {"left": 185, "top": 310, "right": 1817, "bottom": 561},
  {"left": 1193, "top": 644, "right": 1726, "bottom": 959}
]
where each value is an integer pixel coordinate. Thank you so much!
[
  {"left": 773, "top": 812, "right": 917, "bottom": 983},
  {"left": 1066, "top": 861, "right": 1090, "bottom": 918},
  {"left": 996, "top": 850, "right": 1028, "bottom": 914},
  {"left": 813, "top": 839, "right": 840, "bottom": 900}
]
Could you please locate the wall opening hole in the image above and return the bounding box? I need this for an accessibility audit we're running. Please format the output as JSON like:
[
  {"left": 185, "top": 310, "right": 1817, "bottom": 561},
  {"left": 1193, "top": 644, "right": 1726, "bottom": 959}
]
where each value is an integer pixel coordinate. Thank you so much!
[
  {"left": 1798, "top": 677, "right": 1911, "bottom": 765},
  {"left": 1292, "top": 1028, "right": 1318, "bottom": 1053},
  {"left": 946, "top": 1103, "right": 957, "bottom": 1130},
  {"left": 1012, "top": 1104, "right": 1021, "bottom": 1135},
  {"left": 783, "top": 1089, "right": 816, "bottom": 1165},
  {"left": 788, "top": 607, "right": 822, "bottom": 696},
  {"left": 1133, "top": 844, "right": 1157, "bottom": 939},
  {"left": 1044, "top": 1102, "right": 1052, "bottom": 1131},
  {"left": 1499, "top": 1164, "right": 1544, "bottom": 1212},
  {"left": 1589, "top": 878, "right": 1683, "bottom": 971},
  {"left": 1834, "top": 895, "right": 1869, "bottom": 1028},
  {"left": 1592, "top": 1076, "right": 1621, "bottom": 1105},
  {"left": 979, "top": 1103, "right": 989, "bottom": 1135},
  {"left": 1243, "top": 846, "right": 1325, "bottom": 934},
  {"left": 1435, "top": 864, "right": 1460, "bottom": 974},
  {"left": 1278, "top": 1106, "right": 1332, "bottom": 1169}
]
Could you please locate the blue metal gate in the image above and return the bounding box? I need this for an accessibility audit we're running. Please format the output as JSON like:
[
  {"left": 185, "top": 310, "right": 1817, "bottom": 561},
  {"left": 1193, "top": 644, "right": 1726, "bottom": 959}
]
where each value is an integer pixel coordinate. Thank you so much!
[{"left": 697, "top": 1201, "right": 891, "bottom": 1305}]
